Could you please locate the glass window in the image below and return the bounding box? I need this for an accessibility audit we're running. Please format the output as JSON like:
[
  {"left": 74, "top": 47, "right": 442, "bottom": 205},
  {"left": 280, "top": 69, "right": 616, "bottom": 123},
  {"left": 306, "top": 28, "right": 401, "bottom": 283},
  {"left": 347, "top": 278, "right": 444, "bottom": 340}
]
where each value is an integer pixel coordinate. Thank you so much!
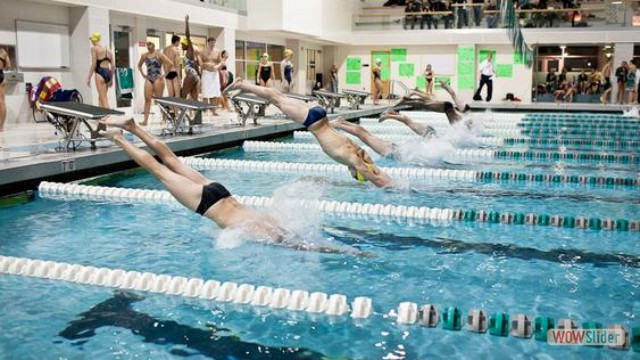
[
  {"left": 234, "top": 60, "right": 244, "bottom": 77},
  {"left": 247, "top": 41, "right": 266, "bottom": 61},
  {"left": 307, "top": 49, "right": 316, "bottom": 82},
  {"left": 235, "top": 40, "right": 245, "bottom": 60},
  {"left": 267, "top": 45, "right": 284, "bottom": 63}
]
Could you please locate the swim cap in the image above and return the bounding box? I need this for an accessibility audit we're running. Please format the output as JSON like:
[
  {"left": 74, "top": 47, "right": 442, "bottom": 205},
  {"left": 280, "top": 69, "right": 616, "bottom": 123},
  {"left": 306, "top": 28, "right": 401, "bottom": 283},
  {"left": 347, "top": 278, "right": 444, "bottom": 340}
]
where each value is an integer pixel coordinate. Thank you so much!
[
  {"left": 181, "top": 38, "right": 190, "bottom": 46},
  {"left": 89, "top": 32, "right": 101, "bottom": 42},
  {"left": 284, "top": 49, "right": 293, "bottom": 57},
  {"left": 375, "top": 58, "right": 382, "bottom": 64},
  {"left": 355, "top": 171, "right": 367, "bottom": 182}
]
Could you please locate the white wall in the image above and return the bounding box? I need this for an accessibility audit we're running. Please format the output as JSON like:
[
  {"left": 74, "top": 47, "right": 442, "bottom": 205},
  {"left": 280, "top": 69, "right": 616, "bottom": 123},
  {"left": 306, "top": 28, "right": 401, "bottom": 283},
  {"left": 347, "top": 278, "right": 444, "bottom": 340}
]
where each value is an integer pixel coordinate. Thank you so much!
[
  {"left": 281, "top": 0, "right": 322, "bottom": 37},
  {"left": 0, "top": 0, "right": 71, "bottom": 126},
  {"left": 246, "top": 0, "right": 283, "bottom": 31}
]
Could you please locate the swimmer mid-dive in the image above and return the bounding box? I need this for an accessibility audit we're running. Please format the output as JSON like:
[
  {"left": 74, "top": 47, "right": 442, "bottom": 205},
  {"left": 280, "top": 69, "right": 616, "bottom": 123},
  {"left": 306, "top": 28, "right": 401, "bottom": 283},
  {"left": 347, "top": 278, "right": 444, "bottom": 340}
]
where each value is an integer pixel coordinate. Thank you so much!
[
  {"left": 99, "top": 116, "right": 367, "bottom": 256},
  {"left": 391, "top": 81, "right": 471, "bottom": 125},
  {"left": 331, "top": 117, "right": 404, "bottom": 159},
  {"left": 224, "top": 79, "right": 395, "bottom": 188}
]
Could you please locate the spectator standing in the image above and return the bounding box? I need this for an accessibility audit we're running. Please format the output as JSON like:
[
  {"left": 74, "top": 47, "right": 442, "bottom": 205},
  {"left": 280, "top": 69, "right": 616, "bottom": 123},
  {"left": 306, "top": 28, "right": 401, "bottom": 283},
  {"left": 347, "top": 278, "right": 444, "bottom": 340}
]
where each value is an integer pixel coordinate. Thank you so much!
[
  {"left": 453, "top": 0, "right": 469, "bottom": 28},
  {"left": 626, "top": 62, "right": 637, "bottom": 104},
  {"left": 485, "top": 1, "right": 499, "bottom": 28},
  {"left": 577, "top": 70, "right": 589, "bottom": 94},
  {"left": 546, "top": 69, "right": 558, "bottom": 92},
  {"left": 615, "top": 61, "right": 628, "bottom": 104},
  {"left": 473, "top": 52, "right": 496, "bottom": 101},
  {"left": 422, "top": 0, "right": 436, "bottom": 29},
  {"left": 472, "top": 0, "right": 484, "bottom": 27}
]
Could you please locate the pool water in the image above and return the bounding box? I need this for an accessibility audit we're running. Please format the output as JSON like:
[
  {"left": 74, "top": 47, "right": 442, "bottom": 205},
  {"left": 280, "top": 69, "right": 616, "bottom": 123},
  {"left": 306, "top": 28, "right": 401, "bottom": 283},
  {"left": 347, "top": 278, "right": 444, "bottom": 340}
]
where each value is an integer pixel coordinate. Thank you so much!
[{"left": 1, "top": 112, "right": 639, "bottom": 359}]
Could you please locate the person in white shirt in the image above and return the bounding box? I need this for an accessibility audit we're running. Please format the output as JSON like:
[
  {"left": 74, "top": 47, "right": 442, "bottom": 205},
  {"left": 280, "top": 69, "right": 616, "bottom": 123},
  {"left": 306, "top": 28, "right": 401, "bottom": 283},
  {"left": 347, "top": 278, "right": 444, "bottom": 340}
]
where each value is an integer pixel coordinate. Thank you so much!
[{"left": 473, "top": 53, "right": 496, "bottom": 102}]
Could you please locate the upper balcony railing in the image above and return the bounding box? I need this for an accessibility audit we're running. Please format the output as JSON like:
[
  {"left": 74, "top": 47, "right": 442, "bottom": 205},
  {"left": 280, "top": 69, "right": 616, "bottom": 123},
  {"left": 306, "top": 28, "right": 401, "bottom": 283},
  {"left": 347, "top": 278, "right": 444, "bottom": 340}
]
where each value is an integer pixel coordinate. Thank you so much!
[
  {"left": 353, "top": 1, "right": 636, "bottom": 31},
  {"left": 172, "top": 0, "right": 247, "bottom": 15}
]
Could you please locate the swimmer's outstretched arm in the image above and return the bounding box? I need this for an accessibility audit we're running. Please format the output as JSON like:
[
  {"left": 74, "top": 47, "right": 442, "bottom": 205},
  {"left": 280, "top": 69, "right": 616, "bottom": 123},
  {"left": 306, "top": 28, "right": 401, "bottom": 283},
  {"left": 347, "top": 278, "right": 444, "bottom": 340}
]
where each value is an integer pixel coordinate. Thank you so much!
[{"left": 379, "top": 110, "right": 436, "bottom": 137}]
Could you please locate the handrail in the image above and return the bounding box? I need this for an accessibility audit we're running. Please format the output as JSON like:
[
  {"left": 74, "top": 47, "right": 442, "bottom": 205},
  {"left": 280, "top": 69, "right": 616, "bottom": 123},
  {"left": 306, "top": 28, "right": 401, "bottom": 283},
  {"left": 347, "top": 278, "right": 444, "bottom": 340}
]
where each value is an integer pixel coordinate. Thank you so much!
[{"left": 355, "top": 6, "right": 606, "bottom": 17}]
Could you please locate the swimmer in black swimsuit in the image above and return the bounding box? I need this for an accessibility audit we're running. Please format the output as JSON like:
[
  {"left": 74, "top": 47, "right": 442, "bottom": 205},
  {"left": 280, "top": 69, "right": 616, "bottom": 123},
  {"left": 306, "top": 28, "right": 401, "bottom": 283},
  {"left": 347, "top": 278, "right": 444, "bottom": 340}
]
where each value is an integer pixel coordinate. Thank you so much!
[
  {"left": 225, "top": 79, "right": 394, "bottom": 187},
  {"left": 257, "top": 53, "right": 273, "bottom": 87},
  {"left": 98, "top": 116, "right": 366, "bottom": 255},
  {"left": 163, "top": 35, "right": 182, "bottom": 101},
  {"left": 87, "top": 33, "right": 115, "bottom": 108},
  {"left": 0, "top": 47, "right": 10, "bottom": 131}
]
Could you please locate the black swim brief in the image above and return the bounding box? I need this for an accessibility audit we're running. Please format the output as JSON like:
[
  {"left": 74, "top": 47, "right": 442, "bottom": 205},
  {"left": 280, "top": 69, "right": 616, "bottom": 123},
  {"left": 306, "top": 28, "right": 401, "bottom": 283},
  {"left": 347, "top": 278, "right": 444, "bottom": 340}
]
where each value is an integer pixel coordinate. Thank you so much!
[
  {"left": 195, "top": 182, "right": 231, "bottom": 216},
  {"left": 0, "top": 70, "right": 4, "bottom": 85},
  {"left": 166, "top": 71, "right": 178, "bottom": 80}
]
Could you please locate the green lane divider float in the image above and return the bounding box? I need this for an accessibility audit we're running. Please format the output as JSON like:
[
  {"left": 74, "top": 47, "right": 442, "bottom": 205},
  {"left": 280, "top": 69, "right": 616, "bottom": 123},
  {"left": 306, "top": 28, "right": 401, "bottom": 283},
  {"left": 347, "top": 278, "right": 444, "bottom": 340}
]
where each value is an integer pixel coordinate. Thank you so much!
[
  {"left": 0, "top": 191, "right": 35, "bottom": 209},
  {"left": 475, "top": 171, "right": 639, "bottom": 188},
  {"left": 491, "top": 150, "right": 640, "bottom": 165},
  {"left": 397, "top": 303, "right": 638, "bottom": 351},
  {"left": 502, "top": 138, "right": 640, "bottom": 151}
]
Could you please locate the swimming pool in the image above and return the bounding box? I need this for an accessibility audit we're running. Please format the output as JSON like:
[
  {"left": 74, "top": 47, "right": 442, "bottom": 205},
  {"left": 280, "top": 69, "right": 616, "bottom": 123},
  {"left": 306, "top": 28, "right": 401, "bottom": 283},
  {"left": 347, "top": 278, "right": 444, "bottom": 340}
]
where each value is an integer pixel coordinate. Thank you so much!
[{"left": 1, "top": 111, "right": 639, "bottom": 359}]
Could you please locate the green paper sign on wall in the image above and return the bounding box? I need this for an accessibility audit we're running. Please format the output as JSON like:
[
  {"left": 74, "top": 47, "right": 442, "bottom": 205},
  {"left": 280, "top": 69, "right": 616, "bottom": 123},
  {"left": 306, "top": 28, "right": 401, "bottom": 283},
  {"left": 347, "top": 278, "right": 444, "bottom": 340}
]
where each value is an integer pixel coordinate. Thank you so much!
[
  {"left": 399, "top": 63, "right": 415, "bottom": 77},
  {"left": 457, "top": 47, "right": 475, "bottom": 62},
  {"left": 478, "top": 49, "right": 497, "bottom": 62},
  {"left": 434, "top": 75, "right": 452, "bottom": 89},
  {"left": 346, "top": 71, "right": 361, "bottom": 85},
  {"left": 391, "top": 48, "right": 407, "bottom": 62},
  {"left": 347, "top": 58, "right": 362, "bottom": 71},
  {"left": 458, "top": 76, "right": 475, "bottom": 90},
  {"left": 496, "top": 64, "right": 513, "bottom": 78}
]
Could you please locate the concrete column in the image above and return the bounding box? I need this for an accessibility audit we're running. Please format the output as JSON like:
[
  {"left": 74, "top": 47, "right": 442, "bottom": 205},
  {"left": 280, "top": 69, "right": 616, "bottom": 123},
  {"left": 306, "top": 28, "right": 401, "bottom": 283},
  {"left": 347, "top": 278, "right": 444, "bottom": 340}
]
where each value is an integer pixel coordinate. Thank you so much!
[
  {"left": 612, "top": 43, "right": 634, "bottom": 102},
  {"left": 211, "top": 27, "right": 236, "bottom": 74},
  {"left": 69, "top": 6, "right": 111, "bottom": 107},
  {"left": 132, "top": 16, "right": 148, "bottom": 114}
]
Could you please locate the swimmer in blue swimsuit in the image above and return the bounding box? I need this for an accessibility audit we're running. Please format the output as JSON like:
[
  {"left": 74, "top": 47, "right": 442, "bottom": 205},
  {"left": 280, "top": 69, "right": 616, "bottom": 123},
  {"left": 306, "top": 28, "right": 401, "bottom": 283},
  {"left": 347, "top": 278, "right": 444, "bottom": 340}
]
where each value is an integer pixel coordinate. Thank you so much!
[
  {"left": 224, "top": 79, "right": 395, "bottom": 188},
  {"left": 98, "top": 116, "right": 367, "bottom": 256},
  {"left": 87, "top": 32, "right": 114, "bottom": 108},
  {"left": 138, "top": 41, "right": 172, "bottom": 125}
]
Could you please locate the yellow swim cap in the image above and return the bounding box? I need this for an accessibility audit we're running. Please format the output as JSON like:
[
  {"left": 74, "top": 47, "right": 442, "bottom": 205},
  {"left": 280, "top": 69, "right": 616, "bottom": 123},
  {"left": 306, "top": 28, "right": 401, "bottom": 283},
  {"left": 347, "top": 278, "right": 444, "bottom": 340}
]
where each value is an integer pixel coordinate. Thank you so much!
[
  {"left": 284, "top": 48, "right": 293, "bottom": 57},
  {"left": 181, "top": 38, "right": 190, "bottom": 46},
  {"left": 355, "top": 171, "right": 367, "bottom": 182},
  {"left": 89, "top": 32, "right": 101, "bottom": 42}
]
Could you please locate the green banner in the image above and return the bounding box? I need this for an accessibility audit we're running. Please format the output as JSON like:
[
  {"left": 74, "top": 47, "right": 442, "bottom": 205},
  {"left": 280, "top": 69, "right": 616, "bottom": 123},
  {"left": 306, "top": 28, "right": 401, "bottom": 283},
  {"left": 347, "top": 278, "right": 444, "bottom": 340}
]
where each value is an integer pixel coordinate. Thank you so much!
[
  {"left": 513, "top": 51, "right": 524, "bottom": 65},
  {"left": 399, "top": 63, "right": 415, "bottom": 77},
  {"left": 434, "top": 75, "right": 451, "bottom": 90},
  {"left": 346, "top": 71, "right": 361, "bottom": 85},
  {"left": 347, "top": 57, "right": 361, "bottom": 71},
  {"left": 457, "top": 47, "right": 475, "bottom": 62},
  {"left": 458, "top": 76, "right": 475, "bottom": 90},
  {"left": 478, "top": 49, "right": 497, "bottom": 62},
  {"left": 416, "top": 76, "right": 426, "bottom": 89},
  {"left": 457, "top": 63, "right": 474, "bottom": 76},
  {"left": 391, "top": 48, "right": 407, "bottom": 62},
  {"left": 496, "top": 64, "right": 513, "bottom": 78}
]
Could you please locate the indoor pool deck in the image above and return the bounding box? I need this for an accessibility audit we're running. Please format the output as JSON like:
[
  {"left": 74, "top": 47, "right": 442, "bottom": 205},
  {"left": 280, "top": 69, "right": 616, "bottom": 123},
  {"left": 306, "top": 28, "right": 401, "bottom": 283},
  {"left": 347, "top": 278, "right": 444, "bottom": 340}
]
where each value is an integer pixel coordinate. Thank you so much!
[{"left": 0, "top": 105, "right": 389, "bottom": 195}]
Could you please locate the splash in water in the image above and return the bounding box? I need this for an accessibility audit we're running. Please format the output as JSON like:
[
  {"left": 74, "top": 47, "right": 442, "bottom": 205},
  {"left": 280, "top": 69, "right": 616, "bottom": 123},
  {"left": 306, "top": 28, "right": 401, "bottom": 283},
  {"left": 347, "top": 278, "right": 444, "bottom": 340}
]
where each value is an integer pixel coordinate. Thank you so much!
[{"left": 216, "top": 180, "right": 360, "bottom": 255}]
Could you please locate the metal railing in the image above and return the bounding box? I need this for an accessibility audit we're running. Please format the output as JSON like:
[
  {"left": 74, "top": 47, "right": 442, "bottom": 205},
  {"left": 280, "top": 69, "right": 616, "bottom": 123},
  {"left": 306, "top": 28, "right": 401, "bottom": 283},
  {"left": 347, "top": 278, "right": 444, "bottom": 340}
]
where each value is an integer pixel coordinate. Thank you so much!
[
  {"left": 171, "top": 0, "right": 247, "bottom": 14},
  {"left": 353, "top": 2, "right": 631, "bottom": 30}
]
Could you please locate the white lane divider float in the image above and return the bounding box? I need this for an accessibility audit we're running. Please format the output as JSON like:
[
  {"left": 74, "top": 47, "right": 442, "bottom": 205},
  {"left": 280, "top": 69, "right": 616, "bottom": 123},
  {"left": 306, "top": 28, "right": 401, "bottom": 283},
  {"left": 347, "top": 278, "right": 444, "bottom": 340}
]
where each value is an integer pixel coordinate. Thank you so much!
[
  {"left": 242, "top": 141, "right": 496, "bottom": 160},
  {"left": 0, "top": 255, "right": 371, "bottom": 319},
  {"left": 38, "top": 182, "right": 461, "bottom": 223},
  {"left": 178, "top": 157, "right": 479, "bottom": 182},
  {"left": 292, "top": 131, "right": 505, "bottom": 147}
]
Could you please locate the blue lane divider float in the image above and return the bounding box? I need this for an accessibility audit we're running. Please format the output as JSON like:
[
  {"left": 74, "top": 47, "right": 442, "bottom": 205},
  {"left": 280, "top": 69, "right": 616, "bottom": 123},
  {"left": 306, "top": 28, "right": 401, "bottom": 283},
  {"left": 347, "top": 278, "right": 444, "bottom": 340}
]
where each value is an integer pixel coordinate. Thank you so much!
[{"left": 38, "top": 182, "right": 640, "bottom": 232}]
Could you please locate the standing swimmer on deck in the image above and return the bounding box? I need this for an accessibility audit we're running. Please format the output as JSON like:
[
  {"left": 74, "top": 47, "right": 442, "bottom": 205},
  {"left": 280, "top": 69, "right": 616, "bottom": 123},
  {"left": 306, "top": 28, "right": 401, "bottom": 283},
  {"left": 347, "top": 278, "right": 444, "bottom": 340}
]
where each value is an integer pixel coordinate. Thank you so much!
[
  {"left": 225, "top": 79, "right": 395, "bottom": 188},
  {"left": 98, "top": 116, "right": 367, "bottom": 256},
  {"left": 181, "top": 15, "right": 201, "bottom": 101}
]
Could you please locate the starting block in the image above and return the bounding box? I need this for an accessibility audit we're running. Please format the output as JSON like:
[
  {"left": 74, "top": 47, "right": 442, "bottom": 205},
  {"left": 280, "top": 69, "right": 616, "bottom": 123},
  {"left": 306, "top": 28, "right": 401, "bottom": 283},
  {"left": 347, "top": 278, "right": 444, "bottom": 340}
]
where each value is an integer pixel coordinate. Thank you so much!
[
  {"left": 154, "top": 97, "right": 216, "bottom": 136},
  {"left": 231, "top": 93, "right": 270, "bottom": 126},
  {"left": 342, "top": 89, "right": 369, "bottom": 109},
  {"left": 313, "top": 90, "right": 345, "bottom": 114}
]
